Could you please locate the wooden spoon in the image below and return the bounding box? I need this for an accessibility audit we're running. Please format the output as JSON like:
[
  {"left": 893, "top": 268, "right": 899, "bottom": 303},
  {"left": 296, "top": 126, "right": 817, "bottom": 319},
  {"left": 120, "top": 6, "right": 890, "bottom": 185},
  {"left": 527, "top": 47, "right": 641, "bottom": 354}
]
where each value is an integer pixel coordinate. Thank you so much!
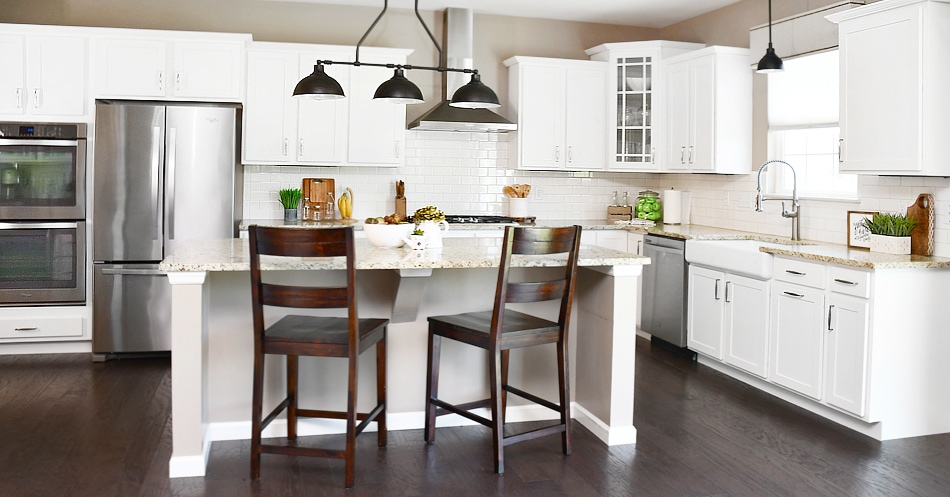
[
  {"left": 523, "top": 184, "right": 531, "bottom": 198},
  {"left": 512, "top": 184, "right": 523, "bottom": 198},
  {"left": 503, "top": 185, "right": 517, "bottom": 198}
]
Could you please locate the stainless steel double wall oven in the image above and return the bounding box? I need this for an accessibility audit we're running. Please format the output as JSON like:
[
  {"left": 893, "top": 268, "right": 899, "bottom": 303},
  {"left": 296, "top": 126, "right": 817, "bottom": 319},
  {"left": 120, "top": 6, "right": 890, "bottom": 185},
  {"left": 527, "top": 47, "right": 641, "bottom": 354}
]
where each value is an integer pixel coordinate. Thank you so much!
[{"left": 0, "top": 122, "right": 87, "bottom": 306}]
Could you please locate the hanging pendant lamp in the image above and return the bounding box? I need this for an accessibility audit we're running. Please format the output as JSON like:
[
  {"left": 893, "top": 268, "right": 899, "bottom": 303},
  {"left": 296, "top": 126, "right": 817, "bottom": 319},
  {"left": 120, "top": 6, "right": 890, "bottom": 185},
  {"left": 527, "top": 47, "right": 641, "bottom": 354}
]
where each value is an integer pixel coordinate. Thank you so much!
[
  {"left": 450, "top": 73, "right": 500, "bottom": 109},
  {"left": 292, "top": 0, "right": 501, "bottom": 109},
  {"left": 293, "top": 64, "right": 345, "bottom": 99},
  {"left": 374, "top": 68, "right": 424, "bottom": 104},
  {"left": 757, "top": 0, "right": 784, "bottom": 73}
]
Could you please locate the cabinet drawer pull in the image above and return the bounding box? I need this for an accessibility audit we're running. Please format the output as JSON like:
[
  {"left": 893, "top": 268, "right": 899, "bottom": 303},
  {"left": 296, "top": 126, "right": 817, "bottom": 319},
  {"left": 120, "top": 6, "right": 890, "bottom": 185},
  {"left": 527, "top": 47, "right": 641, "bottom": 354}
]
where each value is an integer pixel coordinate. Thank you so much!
[
  {"left": 828, "top": 305, "right": 835, "bottom": 331},
  {"left": 16, "top": 88, "right": 23, "bottom": 108},
  {"left": 833, "top": 278, "right": 857, "bottom": 286},
  {"left": 783, "top": 291, "right": 804, "bottom": 298},
  {"left": 785, "top": 269, "right": 805, "bottom": 276},
  {"left": 14, "top": 327, "right": 39, "bottom": 332},
  {"left": 725, "top": 281, "right": 732, "bottom": 303},
  {"left": 838, "top": 138, "right": 844, "bottom": 163},
  {"left": 688, "top": 145, "right": 694, "bottom": 164},
  {"left": 714, "top": 279, "right": 721, "bottom": 300},
  {"left": 680, "top": 146, "right": 686, "bottom": 164}
]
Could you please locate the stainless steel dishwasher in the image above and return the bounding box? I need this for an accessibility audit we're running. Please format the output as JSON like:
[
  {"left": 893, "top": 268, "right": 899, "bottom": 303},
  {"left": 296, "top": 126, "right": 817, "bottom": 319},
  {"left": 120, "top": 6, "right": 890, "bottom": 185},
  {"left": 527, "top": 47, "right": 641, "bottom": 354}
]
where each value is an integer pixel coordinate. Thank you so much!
[{"left": 641, "top": 234, "right": 689, "bottom": 348}]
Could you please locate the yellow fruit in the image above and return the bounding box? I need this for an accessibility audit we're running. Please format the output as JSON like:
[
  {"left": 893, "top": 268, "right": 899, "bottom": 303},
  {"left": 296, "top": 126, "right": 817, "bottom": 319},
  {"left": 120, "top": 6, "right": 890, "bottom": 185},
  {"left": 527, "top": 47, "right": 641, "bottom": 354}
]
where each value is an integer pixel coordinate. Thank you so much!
[{"left": 337, "top": 189, "right": 353, "bottom": 219}]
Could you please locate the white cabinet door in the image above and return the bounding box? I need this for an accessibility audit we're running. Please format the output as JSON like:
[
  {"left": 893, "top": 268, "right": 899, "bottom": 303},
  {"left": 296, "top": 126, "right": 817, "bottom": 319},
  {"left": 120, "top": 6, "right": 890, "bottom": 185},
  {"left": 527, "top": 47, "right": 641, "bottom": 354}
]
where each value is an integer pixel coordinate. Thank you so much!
[
  {"left": 0, "top": 34, "right": 86, "bottom": 117},
  {"left": 243, "top": 50, "right": 297, "bottom": 163},
  {"left": 347, "top": 54, "right": 406, "bottom": 166},
  {"left": 837, "top": 5, "right": 921, "bottom": 173},
  {"left": 723, "top": 274, "right": 769, "bottom": 377},
  {"left": 687, "top": 265, "right": 724, "bottom": 359},
  {"left": 519, "top": 63, "right": 563, "bottom": 169},
  {"left": 824, "top": 293, "right": 870, "bottom": 416},
  {"left": 687, "top": 56, "right": 715, "bottom": 172},
  {"left": 297, "top": 57, "right": 348, "bottom": 165},
  {"left": 628, "top": 232, "right": 645, "bottom": 256},
  {"left": 0, "top": 34, "right": 27, "bottom": 115},
  {"left": 173, "top": 41, "right": 244, "bottom": 100},
  {"left": 665, "top": 60, "right": 691, "bottom": 171},
  {"left": 564, "top": 65, "right": 607, "bottom": 170},
  {"left": 96, "top": 38, "right": 168, "bottom": 97},
  {"left": 770, "top": 281, "right": 825, "bottom": 399}
]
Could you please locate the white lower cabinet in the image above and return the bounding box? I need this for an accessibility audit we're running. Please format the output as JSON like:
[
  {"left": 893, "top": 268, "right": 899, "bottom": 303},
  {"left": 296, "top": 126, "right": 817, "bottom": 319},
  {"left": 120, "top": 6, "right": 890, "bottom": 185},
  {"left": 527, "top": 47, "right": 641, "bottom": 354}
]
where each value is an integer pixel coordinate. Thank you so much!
[
  {"left": 824, "top": 293, "right": 869, "bottom": 416},
  {"left": 0, "top": 316, "right": 85, "bottom": 341},
  {"left": 769, "top": 281, "right": 825, "bottom": 399},
  {"left": 688, "top": 265, "right": 769, "bottom": 376}
]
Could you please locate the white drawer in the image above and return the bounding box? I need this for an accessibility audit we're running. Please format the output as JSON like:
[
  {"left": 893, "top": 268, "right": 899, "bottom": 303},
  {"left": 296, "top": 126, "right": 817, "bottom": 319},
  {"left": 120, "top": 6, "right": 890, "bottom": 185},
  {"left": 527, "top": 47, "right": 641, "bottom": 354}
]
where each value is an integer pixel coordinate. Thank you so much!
[
  {"left": 773, "top": 257, "right": 826, "bottom": 289},
  {"left": 0, "top": 317, "right": 85, "bottom": 340},
  {"left": 828, "top": 265, "right": 871, "bottom": 299}
]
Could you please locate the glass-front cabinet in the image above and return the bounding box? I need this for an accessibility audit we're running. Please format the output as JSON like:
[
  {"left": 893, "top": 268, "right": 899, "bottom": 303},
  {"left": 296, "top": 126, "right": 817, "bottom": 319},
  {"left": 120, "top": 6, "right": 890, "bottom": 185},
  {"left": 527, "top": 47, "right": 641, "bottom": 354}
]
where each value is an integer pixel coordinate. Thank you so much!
[{"left": 586, "top": 41, "right": 703, "bottom": 171}]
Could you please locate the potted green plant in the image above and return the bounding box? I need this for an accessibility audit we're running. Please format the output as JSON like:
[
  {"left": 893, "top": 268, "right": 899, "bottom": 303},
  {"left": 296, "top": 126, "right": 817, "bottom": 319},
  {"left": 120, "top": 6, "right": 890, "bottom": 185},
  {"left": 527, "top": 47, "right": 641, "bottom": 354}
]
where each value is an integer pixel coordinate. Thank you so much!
[
  {"left": 861, "top": 212, "right": 918, "bottom": 255},
  {"left": 279, "top": 188, "right": 302, "bottom": 222}
]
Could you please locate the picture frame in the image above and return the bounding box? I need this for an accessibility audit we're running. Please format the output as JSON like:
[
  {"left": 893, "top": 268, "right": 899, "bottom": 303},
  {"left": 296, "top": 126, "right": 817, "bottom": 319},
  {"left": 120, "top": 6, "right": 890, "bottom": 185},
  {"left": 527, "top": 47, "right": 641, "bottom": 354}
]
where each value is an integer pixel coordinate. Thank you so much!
[{"left": 847, "top": 210, "right": 876, "bottom": 249}]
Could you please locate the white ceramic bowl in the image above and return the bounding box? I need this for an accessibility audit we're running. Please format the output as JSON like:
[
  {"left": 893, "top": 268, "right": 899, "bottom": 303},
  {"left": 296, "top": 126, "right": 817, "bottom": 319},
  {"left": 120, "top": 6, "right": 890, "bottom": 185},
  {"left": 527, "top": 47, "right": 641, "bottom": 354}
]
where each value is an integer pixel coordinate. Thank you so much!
[
  {"left": 625, "top": 77, "right": 652, "bottom": 91},
  {"left": 362, "top": 223, "right": 413, "bottom": 248}
]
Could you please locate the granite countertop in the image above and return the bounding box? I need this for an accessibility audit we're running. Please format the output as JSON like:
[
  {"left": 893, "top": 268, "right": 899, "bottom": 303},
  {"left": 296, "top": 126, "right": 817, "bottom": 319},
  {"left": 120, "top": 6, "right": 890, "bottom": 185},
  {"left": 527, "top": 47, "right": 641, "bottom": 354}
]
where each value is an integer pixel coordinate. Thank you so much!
[
  {"left": 237, "top": 219, "right": 950, "bottom": 269},
  {"left": 159, "top": 236, "right": 649, "bottom": 272}
]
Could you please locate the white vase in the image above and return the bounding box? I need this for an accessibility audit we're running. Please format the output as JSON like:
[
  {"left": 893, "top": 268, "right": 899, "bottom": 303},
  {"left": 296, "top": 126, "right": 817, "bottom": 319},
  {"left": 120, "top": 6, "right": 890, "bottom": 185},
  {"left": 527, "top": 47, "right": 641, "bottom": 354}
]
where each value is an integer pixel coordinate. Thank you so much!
[
  {"left": 417, "top": 220, "right": 449, "bottom": 248},
  {"left": 869, "top": 234, "right": 911, "bottom": 255}
]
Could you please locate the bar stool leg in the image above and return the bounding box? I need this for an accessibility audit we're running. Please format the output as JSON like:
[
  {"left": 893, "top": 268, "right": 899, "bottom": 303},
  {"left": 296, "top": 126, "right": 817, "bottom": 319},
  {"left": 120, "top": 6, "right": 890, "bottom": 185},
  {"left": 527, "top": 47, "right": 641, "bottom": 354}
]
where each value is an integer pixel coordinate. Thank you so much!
[
  {"left": 287, "top": 355, "right": 298, "bottom": 440},
  {"left": 557, "top": 339, "right": 572, "bottom": 455},
  {"left": 489, "top": 348, "right": 505, "bottom": 474},
  {"left": 250, "top": 352, "right": 265, "bottom": 479},
  {"left": 377, "top": 329, "right": 388, "bottom": 447},
  {"left": 501, "top": 349, "right": 509, "bottom": 425},
  {"left": 344, "top": 351, "right": 359, "bottom": 488},
  {"left": 424, "top": 332, "right": 441, "bottom": 443}
]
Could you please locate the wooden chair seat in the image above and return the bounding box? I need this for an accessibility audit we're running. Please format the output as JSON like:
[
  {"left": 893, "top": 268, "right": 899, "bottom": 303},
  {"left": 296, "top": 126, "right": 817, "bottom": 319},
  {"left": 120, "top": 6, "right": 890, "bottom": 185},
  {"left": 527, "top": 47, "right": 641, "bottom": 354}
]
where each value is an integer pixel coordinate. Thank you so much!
[
  {"left": 248, "top": 225, "right": 387, "bottom": 489},
  {"left": 424, "top": 225, "right": 582, "bottom": 475}
]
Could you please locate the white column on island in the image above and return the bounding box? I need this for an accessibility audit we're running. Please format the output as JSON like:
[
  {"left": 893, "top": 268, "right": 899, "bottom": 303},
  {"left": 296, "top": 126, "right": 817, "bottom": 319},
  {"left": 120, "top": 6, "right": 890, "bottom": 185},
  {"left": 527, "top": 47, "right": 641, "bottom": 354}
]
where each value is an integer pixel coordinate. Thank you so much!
[{"left": 167, "top": 271, "right": 211, "bottom": 478}]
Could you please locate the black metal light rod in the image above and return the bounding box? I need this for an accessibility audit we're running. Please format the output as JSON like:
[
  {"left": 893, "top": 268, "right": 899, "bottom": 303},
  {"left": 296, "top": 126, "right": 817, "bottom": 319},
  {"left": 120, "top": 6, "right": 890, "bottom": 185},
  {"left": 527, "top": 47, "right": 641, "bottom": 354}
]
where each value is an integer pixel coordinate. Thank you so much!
[
  {"left": 315, "top": 59, "right": 478, "bottom": 75},
  {"left": 353, "top": 0, "right": 450, "bottom": 71}
]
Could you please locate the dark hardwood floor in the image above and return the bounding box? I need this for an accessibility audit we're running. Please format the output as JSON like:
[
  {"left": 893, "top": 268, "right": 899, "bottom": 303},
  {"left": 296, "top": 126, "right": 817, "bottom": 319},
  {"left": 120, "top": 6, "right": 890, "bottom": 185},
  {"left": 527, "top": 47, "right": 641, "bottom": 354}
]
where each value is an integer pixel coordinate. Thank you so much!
[{"left": 2, "top": 337, "right": 949, "bottom": 496}]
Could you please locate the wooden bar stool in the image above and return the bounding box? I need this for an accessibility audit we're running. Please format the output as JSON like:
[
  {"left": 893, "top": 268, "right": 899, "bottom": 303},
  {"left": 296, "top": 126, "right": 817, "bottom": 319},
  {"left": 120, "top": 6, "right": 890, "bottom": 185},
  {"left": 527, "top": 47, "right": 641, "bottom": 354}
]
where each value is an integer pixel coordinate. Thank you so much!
[
  {"left": 424, "top": 225, "right": 582, "bottom": 474},
  {"left": 248, "top": 225, "right": 388, "bottom": 488}
]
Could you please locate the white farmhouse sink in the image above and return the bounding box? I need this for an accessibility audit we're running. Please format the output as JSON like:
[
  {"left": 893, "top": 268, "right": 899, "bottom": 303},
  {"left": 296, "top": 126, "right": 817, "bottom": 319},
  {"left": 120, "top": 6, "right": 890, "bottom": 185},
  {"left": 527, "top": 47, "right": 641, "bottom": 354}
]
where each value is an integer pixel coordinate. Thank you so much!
[{"left": 685, "top": 239, "right": 784, "bottom": 280}]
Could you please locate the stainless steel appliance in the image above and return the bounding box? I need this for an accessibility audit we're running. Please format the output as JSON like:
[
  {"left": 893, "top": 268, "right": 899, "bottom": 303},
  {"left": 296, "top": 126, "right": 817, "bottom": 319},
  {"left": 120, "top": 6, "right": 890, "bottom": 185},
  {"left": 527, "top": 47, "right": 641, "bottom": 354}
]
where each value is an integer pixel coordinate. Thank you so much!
[
  {"left": 0, "top": 122, "right": 87, "bottom": 220},
  {"left": 0, "top": 221, "right": 85, "bottom": 305},
  {"left": 92, "top": 101, "right": 242, "bottom": 359},
  {"left": 641, "top": 234, "right": 689, "bottom": 348}
]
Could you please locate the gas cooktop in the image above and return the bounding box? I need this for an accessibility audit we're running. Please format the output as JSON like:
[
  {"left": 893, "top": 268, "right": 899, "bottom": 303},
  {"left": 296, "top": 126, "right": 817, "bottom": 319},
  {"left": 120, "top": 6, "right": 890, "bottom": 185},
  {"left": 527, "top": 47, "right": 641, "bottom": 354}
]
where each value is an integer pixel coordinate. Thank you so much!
[{"left": 442, "top": 215, "right": 518, "bottom": 224}]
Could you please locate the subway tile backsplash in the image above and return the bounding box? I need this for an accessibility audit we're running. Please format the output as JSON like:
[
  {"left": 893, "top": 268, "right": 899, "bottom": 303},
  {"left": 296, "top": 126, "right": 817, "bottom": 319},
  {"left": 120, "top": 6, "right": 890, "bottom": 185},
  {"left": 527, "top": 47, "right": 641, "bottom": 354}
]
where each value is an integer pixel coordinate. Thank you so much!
[{"left": 243, "top": 131, "right": 950, "bottom": 257}]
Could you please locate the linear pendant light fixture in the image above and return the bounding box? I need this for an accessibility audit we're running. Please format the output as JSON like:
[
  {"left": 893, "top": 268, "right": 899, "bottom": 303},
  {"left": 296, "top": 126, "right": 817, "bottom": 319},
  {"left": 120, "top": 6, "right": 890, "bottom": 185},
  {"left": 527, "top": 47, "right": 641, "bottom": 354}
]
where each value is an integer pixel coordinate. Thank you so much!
[
  {"left": 756, "top": 0, "right": 784, "bottom": 73},
  {"left": 293, "top": 0, "right": 501, "bottom": 109}
]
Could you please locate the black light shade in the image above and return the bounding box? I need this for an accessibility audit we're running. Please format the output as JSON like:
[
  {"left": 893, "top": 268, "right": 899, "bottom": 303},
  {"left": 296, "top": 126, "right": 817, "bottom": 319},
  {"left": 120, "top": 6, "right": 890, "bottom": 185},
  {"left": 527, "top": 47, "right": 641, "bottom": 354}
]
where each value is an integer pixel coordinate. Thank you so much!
[
  {"left": 373, "top": 68, "right": 424, "bottom": 104},
  {"left": 756, "top": 45, "right": 785, "bottom": 73},
  {"left": 450, "top": 73, "right": 501, "bottom": 109},
  {"left": 293, "top": 64, "right": 345, "bottom": 99}
]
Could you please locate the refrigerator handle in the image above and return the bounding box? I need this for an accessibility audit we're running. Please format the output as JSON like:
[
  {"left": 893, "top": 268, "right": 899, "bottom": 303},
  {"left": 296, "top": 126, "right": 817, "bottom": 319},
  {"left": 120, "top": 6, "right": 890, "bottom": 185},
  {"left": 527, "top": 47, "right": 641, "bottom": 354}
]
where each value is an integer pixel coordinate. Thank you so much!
[
  {"left": 151, "top": 126, "right": 162, "bottom": 241},
  {"left": 101, "top": 268, "right": 166, "bottom": 276},
  {"left": 167, "top": 127, "right": 177, "bottom": 241}
]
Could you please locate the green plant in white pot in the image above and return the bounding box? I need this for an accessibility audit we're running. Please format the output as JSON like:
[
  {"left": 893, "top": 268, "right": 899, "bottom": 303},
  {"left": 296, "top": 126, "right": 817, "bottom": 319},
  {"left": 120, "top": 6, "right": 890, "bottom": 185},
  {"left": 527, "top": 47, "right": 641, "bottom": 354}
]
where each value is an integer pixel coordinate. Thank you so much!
[
  {"left": 861, "top": 212, "right": 918, "bottom": 255},
  {"left": 279, "top": 188, "right": 302, "bottom": 221}
]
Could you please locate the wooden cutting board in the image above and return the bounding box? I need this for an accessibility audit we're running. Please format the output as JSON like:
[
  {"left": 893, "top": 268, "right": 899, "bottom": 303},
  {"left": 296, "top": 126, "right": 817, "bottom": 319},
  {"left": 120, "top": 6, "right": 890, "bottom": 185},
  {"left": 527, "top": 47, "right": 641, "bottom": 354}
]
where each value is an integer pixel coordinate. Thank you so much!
[
  {"left": 302, "top": 178, "right": 335, "bottom": 212},
  {"left": 907, "top": 193, "right": 934, "bottom": 256}
]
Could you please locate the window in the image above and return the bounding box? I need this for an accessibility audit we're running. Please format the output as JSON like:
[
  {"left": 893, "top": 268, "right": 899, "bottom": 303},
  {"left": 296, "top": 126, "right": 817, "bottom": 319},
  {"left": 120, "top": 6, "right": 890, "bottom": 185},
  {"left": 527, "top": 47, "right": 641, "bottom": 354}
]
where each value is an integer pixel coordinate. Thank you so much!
[{"left": 765, "top": 50, "right": 857, "bottom": 199}]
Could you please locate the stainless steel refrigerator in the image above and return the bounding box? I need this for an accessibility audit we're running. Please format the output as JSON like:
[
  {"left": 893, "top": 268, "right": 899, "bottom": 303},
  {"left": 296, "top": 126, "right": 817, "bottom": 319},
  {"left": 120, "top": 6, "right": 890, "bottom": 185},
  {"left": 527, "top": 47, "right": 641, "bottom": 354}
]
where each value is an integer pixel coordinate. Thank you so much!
[{"left": 92, "top": 101, "right": 242, "bottom": 360}]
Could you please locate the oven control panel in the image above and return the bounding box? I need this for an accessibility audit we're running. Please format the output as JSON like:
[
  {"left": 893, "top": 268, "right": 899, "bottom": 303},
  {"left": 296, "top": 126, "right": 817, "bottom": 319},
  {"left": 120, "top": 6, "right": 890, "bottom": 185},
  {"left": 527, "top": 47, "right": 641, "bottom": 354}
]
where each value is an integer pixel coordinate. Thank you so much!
[{"left": 0, "top": 123, "right": 86, "bottom": 139}]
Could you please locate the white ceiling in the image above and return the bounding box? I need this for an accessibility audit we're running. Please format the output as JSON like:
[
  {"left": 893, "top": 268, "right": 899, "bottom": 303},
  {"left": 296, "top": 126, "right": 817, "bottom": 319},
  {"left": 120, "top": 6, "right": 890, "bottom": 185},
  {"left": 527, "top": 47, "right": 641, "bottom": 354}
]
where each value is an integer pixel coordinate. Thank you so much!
[{"left": 263, "top": 0, "right": 745, "bottom": 29}]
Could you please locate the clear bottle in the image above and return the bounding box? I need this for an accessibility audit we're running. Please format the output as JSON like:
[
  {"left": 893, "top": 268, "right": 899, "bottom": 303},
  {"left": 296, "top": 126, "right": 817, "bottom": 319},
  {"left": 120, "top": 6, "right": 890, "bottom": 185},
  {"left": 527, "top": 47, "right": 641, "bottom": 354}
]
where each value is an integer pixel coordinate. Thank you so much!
[
  {"left": 325, "top": 192, "right": 335, "bottom": 220},
  {"left": 621, "top": 191, "right": 629, "bottom": 207},
  {"left": 611, "top": 191, "right": 619, "bottom": 206},
  {"left": 302, "top": 197, "right": 311, "bottom": 221}
]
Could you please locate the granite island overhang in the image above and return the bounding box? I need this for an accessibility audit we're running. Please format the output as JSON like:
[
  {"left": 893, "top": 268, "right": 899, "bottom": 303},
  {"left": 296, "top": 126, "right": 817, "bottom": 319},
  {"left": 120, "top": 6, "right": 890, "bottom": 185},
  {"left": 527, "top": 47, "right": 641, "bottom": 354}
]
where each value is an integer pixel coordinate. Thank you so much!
[{"left": 159, "top": 236, "right": 650, "bottom": 477}]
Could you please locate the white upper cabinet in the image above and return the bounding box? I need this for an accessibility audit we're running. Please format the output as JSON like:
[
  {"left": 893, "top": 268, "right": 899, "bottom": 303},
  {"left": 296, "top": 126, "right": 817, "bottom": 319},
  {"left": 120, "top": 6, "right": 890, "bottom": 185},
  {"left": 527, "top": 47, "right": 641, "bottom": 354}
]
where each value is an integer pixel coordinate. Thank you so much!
[
  {"left": 94, "top": 33, "right": 248, "bottom": 101},
  {"left": 586, "top": 41, "right": 703, "bottom": 171},
  {"left": 0, "top": 30, "right": 87, "bottom": 118},
  {"left": 243, "top": 42, "right": 408, "bottom": 167},
  {"left": 504, "top": 56, "right": 608, "bottom": 171},
  {"left": 829, "top": 0, "right": 950, "bottom": 175},
  {"left": 346, "top": 51, "right": 410, "bottom": 166},
  {"left": 663, "top": 46, "right": 752, "bottom": 174}
]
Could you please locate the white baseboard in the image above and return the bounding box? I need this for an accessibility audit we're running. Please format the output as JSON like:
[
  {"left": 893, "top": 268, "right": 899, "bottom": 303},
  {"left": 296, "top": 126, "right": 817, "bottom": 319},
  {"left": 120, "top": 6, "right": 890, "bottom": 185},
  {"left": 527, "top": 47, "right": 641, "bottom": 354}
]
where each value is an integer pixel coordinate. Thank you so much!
[{"left": 572, "top": 403, "right": 637, "bottom": 446}]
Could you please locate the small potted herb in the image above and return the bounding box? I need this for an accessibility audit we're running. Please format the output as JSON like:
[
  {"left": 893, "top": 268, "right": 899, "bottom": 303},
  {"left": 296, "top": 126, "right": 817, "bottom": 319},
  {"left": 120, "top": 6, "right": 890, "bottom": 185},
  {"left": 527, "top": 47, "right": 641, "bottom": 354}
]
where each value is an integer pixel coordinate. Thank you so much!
[
  {"left": 861, "top": 212, "right": 918, "bottom": 255},
  {"left": 279, "top": 188, "right": 302, "bottom": 222}
]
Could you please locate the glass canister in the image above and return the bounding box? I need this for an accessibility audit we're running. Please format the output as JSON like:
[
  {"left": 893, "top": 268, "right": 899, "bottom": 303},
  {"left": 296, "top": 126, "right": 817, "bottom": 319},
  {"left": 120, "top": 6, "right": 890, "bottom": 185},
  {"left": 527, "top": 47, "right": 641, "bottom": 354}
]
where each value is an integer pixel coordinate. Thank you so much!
[{"left": 635, "top": 190, "right": 662, "bottom": 221}]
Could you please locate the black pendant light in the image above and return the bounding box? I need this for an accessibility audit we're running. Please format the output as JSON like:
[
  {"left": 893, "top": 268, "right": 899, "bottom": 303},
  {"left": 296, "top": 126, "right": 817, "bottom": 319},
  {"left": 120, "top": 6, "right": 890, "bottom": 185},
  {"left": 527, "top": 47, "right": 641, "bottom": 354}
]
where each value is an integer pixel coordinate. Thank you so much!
[
  {"left": 450, "top": 73, "right": 500, "bottom": 109},
  {"left": 374, "top": 68, "right": 424, "bottom": 104},
  {"left": 292, "top": 0, "right": 500, "bottom": 109},
  {"left": 293, "top": 64, "right": 345, "bottom": 99},
  {"left": 757, "top": 0, "right": 784, "bottom": 73}
]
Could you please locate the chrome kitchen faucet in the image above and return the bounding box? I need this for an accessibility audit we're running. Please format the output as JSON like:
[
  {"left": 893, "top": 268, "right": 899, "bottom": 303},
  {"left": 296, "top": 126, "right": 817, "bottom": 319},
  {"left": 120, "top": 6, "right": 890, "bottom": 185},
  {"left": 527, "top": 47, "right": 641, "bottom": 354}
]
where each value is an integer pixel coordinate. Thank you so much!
[{"left": 755, "top": 160, "right": 801, "bottom": 241}]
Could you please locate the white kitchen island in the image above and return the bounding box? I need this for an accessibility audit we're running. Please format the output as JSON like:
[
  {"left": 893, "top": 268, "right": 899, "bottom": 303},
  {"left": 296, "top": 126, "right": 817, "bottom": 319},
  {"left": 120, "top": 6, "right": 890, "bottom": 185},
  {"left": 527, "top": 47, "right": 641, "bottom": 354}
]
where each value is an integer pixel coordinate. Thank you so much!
[{"left": 159, "top": 235, "right": 649, "bottom": 478}]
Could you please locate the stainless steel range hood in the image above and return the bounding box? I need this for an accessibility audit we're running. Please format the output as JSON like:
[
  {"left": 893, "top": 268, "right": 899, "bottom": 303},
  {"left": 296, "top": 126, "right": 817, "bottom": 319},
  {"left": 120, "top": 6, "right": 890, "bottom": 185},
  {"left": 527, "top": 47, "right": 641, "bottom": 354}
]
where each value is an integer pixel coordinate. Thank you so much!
[{"left": 408, "top": 8, "right": 516, "bottom": 132}]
